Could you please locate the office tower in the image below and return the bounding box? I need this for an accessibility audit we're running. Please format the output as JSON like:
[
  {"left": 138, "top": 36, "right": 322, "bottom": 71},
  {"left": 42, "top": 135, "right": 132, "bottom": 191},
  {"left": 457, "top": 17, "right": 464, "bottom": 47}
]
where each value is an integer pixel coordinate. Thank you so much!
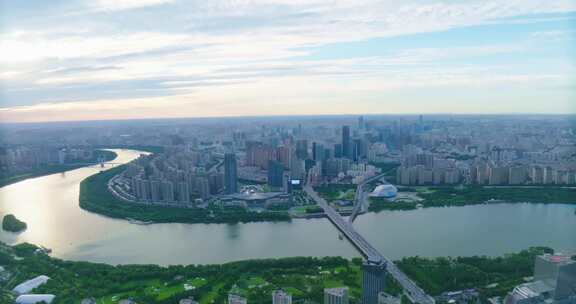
[
  {"left": 277, "top": 145, "right": 292, "bottom": 169},
  {"left": 290, "top": 159, "right": 305, "bottom": 181},
  {"left": 324, "top": 287, "right": 349, "bottom": 304},
  {"left": 506, "top": 254, "right": 576, "bottom": 304},
  {"left": 209, "top": 172, "right": 225, "bottom": 194},
  {"left": 272, "top": 290, "right": 292, "bottom": 304},
  {"left": 296, "top": 139, "right": 308, "bottom": 160},
  {"left": 268, "top": 160, "right": 284, "bottom": 188},
  {"left": 224, "top": 153, "right": 238, "bottom": 194},
  {"left": 313, "top": 143, "right": 325, "bottom": 162},
  {"left": 534, "top": 254, "right": 576, "bottom": 301},
  {"left": 228, "top": 294, "right": 247, "bottom": 304},
  {"left": 362, "top": 261, "right": 387, "bottom": 304},
  {"left": 342, "top": 126, "right": 352, "bottom": 159},
  {"left": 353, "top": 138, "right": 361, "bottom": 161},
  {"left": 359, "top": 116, "right": 365, "bottom": 129},
  {"left": 334, "top": 143, "right": 343, "bottom": 158}
]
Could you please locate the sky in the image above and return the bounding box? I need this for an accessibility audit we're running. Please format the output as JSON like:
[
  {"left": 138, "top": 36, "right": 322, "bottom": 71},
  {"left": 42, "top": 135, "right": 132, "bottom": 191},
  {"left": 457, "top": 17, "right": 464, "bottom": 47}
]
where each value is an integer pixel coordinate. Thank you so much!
[{"left": 0, "top": 0, "right": 575, "bottom": 123}]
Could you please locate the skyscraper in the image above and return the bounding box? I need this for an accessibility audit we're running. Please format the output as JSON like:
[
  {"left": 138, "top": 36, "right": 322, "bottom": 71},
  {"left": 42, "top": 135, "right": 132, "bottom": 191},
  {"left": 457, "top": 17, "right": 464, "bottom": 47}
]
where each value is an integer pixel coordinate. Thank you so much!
[
  {"left": 353, "top": 138, "right": 361, "bottom": 161},
  {"left": 296, "top": 139, "right": 308, "bottom": 160},
  {"left": 313, "top": 142, "right": 325, "bottom": 162},
  {"left": 268, "top": 160, "right": 284, "bottom": 188},
  {"left": 224, "top": 153, "right": 238, "bottom": 194},
  {"left": 342, "top": 126, "right": 351, "bottom": 159},
  {"left": 324, "top": 287, "right": 349, "bottom": 304},
  {"left": 334, "top": 143, "right": 343, "bottom": 158},
  {"left": 362, "top": 261, "right": 387, "bottom": 304}
]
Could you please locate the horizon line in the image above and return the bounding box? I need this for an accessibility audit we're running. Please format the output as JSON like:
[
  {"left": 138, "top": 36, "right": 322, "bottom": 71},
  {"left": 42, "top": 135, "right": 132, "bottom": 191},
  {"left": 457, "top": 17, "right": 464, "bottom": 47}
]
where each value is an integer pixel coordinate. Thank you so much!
[{"left": 1, "top": 112, "right": 575, "bottom": 125}]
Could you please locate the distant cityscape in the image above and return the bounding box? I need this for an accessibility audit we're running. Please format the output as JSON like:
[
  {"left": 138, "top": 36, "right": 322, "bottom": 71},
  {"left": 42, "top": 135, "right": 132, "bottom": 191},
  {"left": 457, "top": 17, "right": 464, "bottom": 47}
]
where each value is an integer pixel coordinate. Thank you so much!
[{"left": 0, "top": 115, "right": 575, "bottom": 304}]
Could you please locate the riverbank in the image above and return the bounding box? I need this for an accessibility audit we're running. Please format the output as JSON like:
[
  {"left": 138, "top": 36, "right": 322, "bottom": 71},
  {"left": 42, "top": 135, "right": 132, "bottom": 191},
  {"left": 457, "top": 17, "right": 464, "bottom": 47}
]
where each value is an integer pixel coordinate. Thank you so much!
[
  {"left": 369, "top": 185, "right": 576, "bottom": 212},
  {"left": 0, "top": 149, "right": 117, "bottom": 188},
  {"left": 0, "top": 242, "right": 556, "bottom": 304},
  {"left": 79, "top": 164, "right": 290, "bottom": 224}
]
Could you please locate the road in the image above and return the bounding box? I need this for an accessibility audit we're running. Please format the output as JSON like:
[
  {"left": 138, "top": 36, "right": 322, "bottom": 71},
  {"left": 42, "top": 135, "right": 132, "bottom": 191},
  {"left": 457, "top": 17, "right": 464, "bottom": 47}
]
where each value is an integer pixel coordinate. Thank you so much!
[{"left": 348, "top": 173, "right": 387, "bottom": 223}]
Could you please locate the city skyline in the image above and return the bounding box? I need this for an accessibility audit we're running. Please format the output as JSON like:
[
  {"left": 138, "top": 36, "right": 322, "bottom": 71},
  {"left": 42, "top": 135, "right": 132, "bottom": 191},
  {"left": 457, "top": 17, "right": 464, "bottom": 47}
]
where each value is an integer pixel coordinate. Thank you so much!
[{"left": 1, "top": 0, "right": 575, "bottom": 123}]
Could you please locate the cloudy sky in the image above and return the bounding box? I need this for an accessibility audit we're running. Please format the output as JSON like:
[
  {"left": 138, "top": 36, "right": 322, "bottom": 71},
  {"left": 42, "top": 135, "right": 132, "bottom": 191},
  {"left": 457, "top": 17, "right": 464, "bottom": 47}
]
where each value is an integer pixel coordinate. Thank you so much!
[{"left": 0, "top": 0, "right": 575, "bottom": 122}]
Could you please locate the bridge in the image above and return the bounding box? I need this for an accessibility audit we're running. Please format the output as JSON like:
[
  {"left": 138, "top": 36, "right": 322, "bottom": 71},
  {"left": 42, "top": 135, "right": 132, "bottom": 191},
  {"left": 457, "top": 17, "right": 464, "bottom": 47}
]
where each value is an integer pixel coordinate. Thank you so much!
[
  {"left": 304, "top": 176, "right": 435, "bottom": 304},
  {"left": 348, "top": 173, "right": 387, "bottom": 223}
]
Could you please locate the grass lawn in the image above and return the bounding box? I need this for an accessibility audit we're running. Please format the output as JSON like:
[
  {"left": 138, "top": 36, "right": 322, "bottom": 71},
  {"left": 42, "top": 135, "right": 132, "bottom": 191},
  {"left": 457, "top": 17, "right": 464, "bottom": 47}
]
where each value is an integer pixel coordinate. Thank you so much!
[{"left": 200, "top": 282, "right": 226, "bottom": 304}]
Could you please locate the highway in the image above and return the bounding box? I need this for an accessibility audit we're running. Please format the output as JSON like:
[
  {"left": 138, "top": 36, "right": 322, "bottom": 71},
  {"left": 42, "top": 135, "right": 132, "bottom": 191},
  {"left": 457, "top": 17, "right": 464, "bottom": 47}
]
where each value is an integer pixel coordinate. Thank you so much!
[{"left": 304, "top": 176, "right": 435, "bottom": 304}]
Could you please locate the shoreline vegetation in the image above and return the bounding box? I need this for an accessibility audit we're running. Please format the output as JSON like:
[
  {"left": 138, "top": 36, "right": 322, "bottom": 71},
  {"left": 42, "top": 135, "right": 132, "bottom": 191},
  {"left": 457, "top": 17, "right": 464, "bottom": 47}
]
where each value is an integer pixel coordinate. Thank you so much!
[
  {"left": 1, "top": 214, "right": 27, "bottom": 233},
  {"left": 0, "top": 241, "right": 552, "bottom": 304},
  {"left": 369, "top": 185, "right": 576, "bottom": 212},
  {"left": 0, "top": 149, "right": 117, "bottom": 188}
]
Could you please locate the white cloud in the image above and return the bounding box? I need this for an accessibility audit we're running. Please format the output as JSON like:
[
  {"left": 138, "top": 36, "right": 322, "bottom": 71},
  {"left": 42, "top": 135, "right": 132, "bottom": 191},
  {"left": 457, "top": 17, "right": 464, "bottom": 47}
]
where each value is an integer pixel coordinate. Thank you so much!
[
  {"left": 89, "top": 0, "right": 175, "bottom": 11},
  {"left": 0, "top": 0, "right": 575, "bottom": 121}
]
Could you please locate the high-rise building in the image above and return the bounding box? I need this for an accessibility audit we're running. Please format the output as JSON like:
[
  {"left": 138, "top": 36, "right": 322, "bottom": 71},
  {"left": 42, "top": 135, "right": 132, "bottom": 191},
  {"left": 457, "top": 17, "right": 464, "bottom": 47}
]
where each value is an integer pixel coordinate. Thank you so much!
[
  {"left": 272, "top": 290, "right": 292, "bottom": 304},
  {"left": 268, "top": 160, "right": 284, "bottom": 188},
  {"left": 334, "top": 143, "right": 343, "bottom": 158},
  {"left": 150, "top": 179, "right": 162, "bottom": 201},
  {"left": 362, "top": 261, "right": 387, "bottom": 304},
  {"left": 489, "top": 166, "right": 509, "bottom": 185},
  {"left": 290, "top": 159, "right": 305, "bottom": 181},
  {"left": 161, "top": 180, "right": 175, "bottom": 202},
  {"left": 177, "top": 181, "right": 190, "bottom": 203},
  {"left": 224, "top": 153, "right": 238, "bottom": 194},
  {"left": 296, "top": 140, "right": 308, "bottom": 160},
  {"left": 313, "top": 143, "right": 326, "bottom": 162},
  {"left": 353, "top": 138, "right": 362, "bottom": 161},
  {"left": 534, "top": 254, "right": 576, "bottom": 301},
  {"left": 324, "top": 287, "right": 349, "bottom": 304},
  {"left": 197, "top": 176, "right": 210, "bottom": 200},
  {"left": 277, "top": 146, "right": 292, "bottom": 169},
  {"left": 506, "top": 254, "right": 576, "bottom": 304},
  {"left": 342, "top": 126, "right": 352, "bottom": 159},
  {"left": 509, "top": 166, "right": 527, "bottom": 185}
]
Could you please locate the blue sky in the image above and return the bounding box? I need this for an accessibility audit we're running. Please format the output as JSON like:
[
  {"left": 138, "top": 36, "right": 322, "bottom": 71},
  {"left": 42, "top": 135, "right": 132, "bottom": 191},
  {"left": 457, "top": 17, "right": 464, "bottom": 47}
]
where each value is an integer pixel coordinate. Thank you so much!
[{"left": 0, "top": 0, "right": 575, "bottom": 122}]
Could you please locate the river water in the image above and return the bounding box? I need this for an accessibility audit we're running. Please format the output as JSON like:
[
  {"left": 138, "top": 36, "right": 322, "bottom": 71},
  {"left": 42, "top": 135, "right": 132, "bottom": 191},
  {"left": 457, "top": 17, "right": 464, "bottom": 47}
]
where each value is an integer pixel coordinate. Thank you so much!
[{"left": 1, "top": 149, "right": 575, "bottom": 265}]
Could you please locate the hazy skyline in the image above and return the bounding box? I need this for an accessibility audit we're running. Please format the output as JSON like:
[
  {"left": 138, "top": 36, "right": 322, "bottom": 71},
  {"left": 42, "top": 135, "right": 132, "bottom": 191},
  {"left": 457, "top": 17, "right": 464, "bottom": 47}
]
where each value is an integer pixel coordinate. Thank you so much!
[{"left": 1, "top": 0, "right": 575, "bottom": 123}]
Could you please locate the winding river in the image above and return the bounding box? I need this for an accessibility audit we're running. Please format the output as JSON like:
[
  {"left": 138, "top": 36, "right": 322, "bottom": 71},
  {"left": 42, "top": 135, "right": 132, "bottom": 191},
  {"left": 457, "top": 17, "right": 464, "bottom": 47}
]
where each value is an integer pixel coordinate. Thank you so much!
[{"left": 0, "top": 149, "right": 575, "bottom": 266}]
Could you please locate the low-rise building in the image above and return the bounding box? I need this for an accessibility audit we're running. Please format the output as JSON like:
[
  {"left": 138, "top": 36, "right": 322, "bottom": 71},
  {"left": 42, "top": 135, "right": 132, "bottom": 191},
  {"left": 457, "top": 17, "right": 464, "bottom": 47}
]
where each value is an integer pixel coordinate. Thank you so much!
[
  {"left": 229, "top": 294, "right": 248, "bottom": 304},
  {"left": 15, "top": 294, "right": 55, "bottom": 304},
  {"left": 272, "top": 290, "right": 292, "bottom": 304},
  {"left": 12, "top": 275, "right": 50, "bottom": 295},
  {"left": 324, "top": 287, "right": 349, "bottom": 304}
]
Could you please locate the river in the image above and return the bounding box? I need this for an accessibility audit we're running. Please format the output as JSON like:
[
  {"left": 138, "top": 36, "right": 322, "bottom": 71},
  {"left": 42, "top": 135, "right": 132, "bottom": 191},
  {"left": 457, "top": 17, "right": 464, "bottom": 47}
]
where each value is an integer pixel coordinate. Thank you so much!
[{"left": 0, "top": 149, "right": 575, "bottom": 265}]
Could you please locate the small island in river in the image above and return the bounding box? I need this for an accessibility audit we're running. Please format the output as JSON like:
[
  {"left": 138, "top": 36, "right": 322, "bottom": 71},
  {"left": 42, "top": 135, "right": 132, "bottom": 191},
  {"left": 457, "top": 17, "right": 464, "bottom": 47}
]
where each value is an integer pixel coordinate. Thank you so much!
[{"left": 2, "top": 214, "right": 27, "bottom": 233}]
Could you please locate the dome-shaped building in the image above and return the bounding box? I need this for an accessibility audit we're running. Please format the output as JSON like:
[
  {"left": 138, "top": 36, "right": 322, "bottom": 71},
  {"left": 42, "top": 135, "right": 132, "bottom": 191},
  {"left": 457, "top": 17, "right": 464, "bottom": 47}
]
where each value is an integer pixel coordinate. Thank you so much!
[{"left": 370, "top": 184, "right": 398, "bottom": 199}]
